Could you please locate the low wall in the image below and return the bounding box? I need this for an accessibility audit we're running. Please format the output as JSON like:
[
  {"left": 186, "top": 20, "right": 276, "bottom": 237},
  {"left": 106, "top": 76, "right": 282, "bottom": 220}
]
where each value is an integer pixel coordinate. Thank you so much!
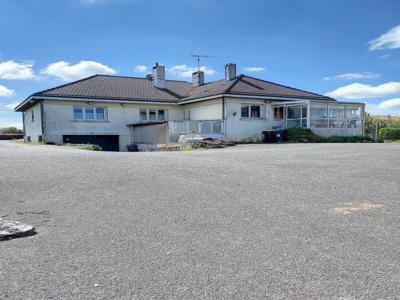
[
  {"left": 311, "top": 127, "right": 363, "bottom": 137},
  {"left": 129, "top": 122, "right": 169, "bottom": 144}
]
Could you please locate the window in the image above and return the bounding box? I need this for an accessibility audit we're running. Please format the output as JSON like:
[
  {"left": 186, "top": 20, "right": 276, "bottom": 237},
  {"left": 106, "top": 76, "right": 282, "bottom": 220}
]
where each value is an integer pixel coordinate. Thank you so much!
[
  {"left": 73, "top": 106, "right": 107, "bottom": 121},
  {"left": 251, "top": 105, "right": 260, "bottom": 118},
  {"left": 241, "top": 104, "right": 264, "bottom": 119},
  {"left": 149, "top": 110, "right": 157, "bottom": 120},
  {"left": 140, "top": 109, "right": 147, "bottom": 121},
  {"left": 274, "top": 107, "right": 284, "bottom": 120},
  {"left": 286, "top": 105, "right": 307, "bottom": 128},
  {"left": 31, "top": 110, "right": 35, "bottom": 122},
  {"left": 95, "top": 107, "right": 105, "bottom": 120},
  {"left": 73, "top": 107, "right": 83, "bottom": 120},
  {"left": 85, "top": 107, "right": 94, "bottom": 120},
  {"left": 158, "top": 110, "right": 165, "bottom": 121},
  {"left": 241, "top": 105, "right": 249, "bottom": 118},
  {"left": 139, "top": 109, "right": 167, "bottom": 121}
]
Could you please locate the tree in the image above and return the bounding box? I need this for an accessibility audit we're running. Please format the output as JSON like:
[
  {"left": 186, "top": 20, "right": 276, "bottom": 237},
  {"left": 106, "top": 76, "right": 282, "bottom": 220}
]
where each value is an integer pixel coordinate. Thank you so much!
[{"left": 0, "top": 127, "right": 23, "bottom": 134}]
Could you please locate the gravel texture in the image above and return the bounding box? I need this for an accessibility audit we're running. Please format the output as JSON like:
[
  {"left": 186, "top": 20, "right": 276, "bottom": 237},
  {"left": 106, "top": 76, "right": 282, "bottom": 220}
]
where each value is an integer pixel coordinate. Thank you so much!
[{"left": 0, "top": 141, "right": 399, "bottom": 299}]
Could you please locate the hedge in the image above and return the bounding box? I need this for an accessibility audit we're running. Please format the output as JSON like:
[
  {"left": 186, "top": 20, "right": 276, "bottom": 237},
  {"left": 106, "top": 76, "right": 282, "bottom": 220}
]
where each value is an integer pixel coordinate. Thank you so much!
[
  {"left": 286, "top": 128, "right": 320, "bottom": 142},
  {"left": 378, "top": 128, "right": 400, "bottom": 141}
]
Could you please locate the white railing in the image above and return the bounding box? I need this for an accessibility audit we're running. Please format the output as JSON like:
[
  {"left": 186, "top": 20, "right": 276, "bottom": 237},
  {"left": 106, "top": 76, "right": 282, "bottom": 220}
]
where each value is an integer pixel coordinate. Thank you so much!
[{"left": 168, "top": 120, "right": 225, "bottom": 141}]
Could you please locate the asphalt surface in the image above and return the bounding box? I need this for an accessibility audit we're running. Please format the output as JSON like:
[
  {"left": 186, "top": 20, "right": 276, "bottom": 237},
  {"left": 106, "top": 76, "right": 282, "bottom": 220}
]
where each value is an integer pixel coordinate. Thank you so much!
[{"left": 0, "top": 141, "right": 399, "bottom": 299}]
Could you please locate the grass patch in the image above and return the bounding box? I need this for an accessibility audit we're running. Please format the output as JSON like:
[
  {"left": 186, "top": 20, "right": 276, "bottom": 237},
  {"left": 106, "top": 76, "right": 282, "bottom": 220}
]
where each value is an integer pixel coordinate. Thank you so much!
[
  {"left": 79, "top": 144, "right": 102, "bottom": 151},
  {"left": 13, "top": 139, "right": 44, "bottom": 145},
  {"left": 320, "top": 136, "right": 373, "bottom": 143}
]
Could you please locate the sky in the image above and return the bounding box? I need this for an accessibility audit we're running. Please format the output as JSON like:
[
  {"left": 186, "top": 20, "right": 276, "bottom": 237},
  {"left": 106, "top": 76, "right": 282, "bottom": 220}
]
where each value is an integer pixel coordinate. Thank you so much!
[{"left": 1, "top": 0, "right": 400, "bottom": 128}]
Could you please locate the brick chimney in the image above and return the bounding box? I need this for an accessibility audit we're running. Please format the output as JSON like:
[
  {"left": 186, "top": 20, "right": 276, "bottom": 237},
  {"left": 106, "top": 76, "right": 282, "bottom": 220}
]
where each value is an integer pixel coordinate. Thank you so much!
[
  {"left": 192, "top": 71, "right": 204, "bottom": 86},
  {"left": 225, "top": 63, "right": 236, "bottom": 81},
  {"left": 152, "top": 63, "right": 165, "bottom": 89}
]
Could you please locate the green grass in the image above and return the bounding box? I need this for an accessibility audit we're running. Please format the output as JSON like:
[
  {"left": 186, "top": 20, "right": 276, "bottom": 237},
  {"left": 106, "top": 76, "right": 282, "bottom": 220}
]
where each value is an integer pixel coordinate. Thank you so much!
[
  {"left": 13, "top": 139, "right": 44, "bottom": 145},
  {"left": 79, "top": 144, "right": 102, "bottom": 151},
  {"left": 320, "top": 136, "right": 373, "bottom": 143}
]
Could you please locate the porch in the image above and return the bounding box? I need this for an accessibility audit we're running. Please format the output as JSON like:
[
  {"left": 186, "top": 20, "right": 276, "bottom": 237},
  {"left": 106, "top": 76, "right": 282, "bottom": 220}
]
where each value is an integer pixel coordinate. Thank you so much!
[{"left": 271, "top": 100, "right": 365, "bottom": 137}]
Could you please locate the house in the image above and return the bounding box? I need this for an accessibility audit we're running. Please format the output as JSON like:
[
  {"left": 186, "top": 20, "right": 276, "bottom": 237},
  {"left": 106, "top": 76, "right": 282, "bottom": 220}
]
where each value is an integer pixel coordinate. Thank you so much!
[{"left": 15, "top": 63, "right": 365, "bottom": 151}]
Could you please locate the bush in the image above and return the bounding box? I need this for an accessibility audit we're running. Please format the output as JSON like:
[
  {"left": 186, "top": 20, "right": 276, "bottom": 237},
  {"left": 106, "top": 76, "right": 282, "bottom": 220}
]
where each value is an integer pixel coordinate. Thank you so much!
[
  {"left": 0, "top": 127, "right": 23, "bottom": 134},
  {"left": 378, "top": 128, "right": 400, "bottom": 141},
  {"left": 286, "top": 128, "right": 320, "bottom": 142},
  {"left": 320, "top": 136, "right": 373, "bottom": 143},
  {"left": 79, "top": 144, "right": 102, "bottom": 151}
]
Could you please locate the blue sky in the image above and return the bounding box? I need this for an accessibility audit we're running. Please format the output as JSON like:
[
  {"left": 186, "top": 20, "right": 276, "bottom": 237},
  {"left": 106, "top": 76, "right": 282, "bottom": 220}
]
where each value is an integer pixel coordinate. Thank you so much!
[{"left": 1, "top": 0, "right": 400, "bottom": 128}]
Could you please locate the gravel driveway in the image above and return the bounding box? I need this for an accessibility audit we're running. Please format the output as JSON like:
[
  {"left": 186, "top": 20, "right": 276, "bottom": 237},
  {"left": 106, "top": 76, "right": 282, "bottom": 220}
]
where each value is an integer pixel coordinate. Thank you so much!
[{"left": 1, "top": 141, "right": 399, "bottom": 299}]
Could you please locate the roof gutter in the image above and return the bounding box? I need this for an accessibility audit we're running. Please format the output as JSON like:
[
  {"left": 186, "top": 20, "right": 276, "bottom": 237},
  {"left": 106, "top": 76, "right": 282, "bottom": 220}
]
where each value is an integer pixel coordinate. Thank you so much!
[
  {"left": 15, "top": 95, "right": 179, "bottom": 111},
  {"left": 178, "top": 93, "right": 339, "bottom": 104}
]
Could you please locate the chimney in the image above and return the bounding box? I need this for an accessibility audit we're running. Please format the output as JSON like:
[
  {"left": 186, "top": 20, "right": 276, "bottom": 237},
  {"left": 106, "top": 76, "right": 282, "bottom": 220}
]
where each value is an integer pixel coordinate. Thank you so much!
[
  {"left": 225, "top": 63, "right": 236, "bottom": 81},
  {"left": 192, "top": 71, "right": 204, "bottom": 86},
  {"left": 152, "top": 63, "right": 165, "bottom": 89}
]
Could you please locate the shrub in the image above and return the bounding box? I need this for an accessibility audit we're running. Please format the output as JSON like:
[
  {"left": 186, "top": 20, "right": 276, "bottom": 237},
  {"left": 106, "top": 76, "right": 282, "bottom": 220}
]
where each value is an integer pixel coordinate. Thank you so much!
[
  {"left": 0, "top": 127, "right": 23, "bottom": 134},
  {"left": 79, "top": 144, "right": 102, "bottom": 151},
  {"left": 378, "top": 128, "right": 400, "bottom": 141},
  {"left": 320, "top": 136, "right": 373, "bottom": 143},
  {"left": 286, "top": 128, "right": 320, "bottom": 142}
]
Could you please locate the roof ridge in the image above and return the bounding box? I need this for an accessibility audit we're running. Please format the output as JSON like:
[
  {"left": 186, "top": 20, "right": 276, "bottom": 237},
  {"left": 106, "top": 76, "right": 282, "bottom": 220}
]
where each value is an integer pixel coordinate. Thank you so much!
[
  {"left": 96, "top": 74, "right": 192, "bottom": 84},
  {"left": 241, "top": 74, "right": 333, "bottom": 100},
  {"left": 224, "top": 75, "right": 243, "bottom": 93}
]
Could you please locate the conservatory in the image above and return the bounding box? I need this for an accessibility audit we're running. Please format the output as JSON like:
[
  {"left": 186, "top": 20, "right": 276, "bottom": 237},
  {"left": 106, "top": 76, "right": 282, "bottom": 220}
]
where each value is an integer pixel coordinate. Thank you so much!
[{"left": 271, "top": 100, "right": 365, "bottom": 136}]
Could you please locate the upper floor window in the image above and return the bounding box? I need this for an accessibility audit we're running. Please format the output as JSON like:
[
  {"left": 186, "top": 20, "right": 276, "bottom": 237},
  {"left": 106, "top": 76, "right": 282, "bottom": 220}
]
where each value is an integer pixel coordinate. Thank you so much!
[
  {"left": 139, "top": 109, "right": 166, "bottom": 121},
  {"left": 241, "top": 104, "right": 265, "bottom": 119},
  {"left": 31, "top": 110, "right": 35, "bottom": 122},
  {"left": 73, "top": 106, "right": 107, "bottom": 121}
]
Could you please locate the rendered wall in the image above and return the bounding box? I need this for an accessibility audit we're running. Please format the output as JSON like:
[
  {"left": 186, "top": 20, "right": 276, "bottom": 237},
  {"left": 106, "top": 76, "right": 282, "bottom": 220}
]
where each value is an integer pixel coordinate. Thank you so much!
[
  {"left": 23, "top": 103, "right": 42, "bottom": 142},
  {"left": 42, "top": 100, "right": 183, "bottom": 151},
  {"left": 181, "top": 99, "right": 223, "bottom": 120},
  {"left": 224, "top": 97, "right": 273, "bottom": 141}
]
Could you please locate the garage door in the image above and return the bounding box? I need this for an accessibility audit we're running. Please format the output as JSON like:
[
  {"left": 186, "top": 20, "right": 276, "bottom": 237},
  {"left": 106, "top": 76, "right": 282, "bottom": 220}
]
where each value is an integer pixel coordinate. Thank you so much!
[{"left": 63, "top": 135, "right": 119, "bottom": 151}]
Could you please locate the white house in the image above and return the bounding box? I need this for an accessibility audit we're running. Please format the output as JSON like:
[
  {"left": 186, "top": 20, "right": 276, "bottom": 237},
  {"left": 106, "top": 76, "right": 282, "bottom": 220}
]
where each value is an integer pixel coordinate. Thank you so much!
[{"left": 15, "top": 63, "right": 365, "bottom": 151}]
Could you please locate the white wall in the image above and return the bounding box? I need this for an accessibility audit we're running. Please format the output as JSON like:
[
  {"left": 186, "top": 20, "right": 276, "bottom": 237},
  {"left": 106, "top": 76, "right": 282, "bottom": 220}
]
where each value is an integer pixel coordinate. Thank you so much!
[
  {"left": 24, "top": 103, "right": 43, "bottom": 142},
  {"left": 224, "top": 97, "right": 273, "bottom": 142},
  {"left": 43, "top": 100, "right": 183, "bottom": 151},
  {"left": 181, "top": 99, "right": 222, "bottom": 120}
]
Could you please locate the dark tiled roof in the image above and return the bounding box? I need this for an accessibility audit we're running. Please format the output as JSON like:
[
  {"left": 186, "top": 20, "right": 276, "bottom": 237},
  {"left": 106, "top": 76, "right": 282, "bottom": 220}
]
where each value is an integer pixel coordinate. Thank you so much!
[
  {"left": 224, "top": 75, "right": 333, "bottom": 101},
  {"left": 17, "top": 73, "right": 334, "bottom": 111},
  {"left": 33, "top": 75, "right": 193, "bottom": 103}
]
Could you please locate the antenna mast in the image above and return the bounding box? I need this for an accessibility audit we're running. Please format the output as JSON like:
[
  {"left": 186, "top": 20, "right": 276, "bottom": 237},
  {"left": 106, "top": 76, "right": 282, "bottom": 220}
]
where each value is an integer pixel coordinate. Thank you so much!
[{"left": 191, "top": 54, "right": 216, "bottom": 72}]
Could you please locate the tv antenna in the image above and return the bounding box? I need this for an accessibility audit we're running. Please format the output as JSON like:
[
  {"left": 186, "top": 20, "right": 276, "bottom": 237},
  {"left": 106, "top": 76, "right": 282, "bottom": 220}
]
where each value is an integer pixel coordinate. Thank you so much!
[{"left": 191, "top": 54, "right": 217, "bottom": 72}]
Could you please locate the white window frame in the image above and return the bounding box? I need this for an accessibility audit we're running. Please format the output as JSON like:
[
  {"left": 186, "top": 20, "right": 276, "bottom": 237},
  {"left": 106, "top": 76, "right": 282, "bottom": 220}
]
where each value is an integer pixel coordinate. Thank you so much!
[
  {"left": 139, "top": 108, "right": 168, "bottom": 121},
  {"left": 199, "top": 120, "right": 224, "bottom": 135},
  {"left": 241, "top": 103, "right": 265, "bottom": 119},
  {"left": 73, "top": 106, "right": 107, "bottom": 121}
]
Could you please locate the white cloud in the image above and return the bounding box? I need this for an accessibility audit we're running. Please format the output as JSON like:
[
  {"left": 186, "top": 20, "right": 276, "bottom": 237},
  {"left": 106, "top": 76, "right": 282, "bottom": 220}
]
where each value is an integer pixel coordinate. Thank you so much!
[
  {"left": 326, "top": 82, "right": 400, "bottom": 99},
  {"left": 0, "top": 118, "right": 22, "bottom": 129},
  {"left": 41, "top": 60, "right": 117, "bottom": 82},
  {"left": 167, "top": 65, "right": 215, "bottom": 78},
  {"left": 366, "top": 99, "right": 400, "bottom": 116},
  {"left": 0, "top": 60, "right": 35, "bottom": 80},
  {"left": 323, "top": 72, "right": 380, "bottom": 81},
  {"left": 0, "top": 85, "right": 14, "bottom": 97},
  {"left": 369, "top": 25, "right": 400, "bottom": 50},
  {"left": 378, "top": 98, "right": 400, "bottom": 110},
  {"left": 3, "top": 102, "right": 19, "bottom": 110},
  {"left": 244, "top": 67, "right": 266, "bottom": 73},
  {"left": 134, "top": 65, "right": 147, "bottom": 73}
]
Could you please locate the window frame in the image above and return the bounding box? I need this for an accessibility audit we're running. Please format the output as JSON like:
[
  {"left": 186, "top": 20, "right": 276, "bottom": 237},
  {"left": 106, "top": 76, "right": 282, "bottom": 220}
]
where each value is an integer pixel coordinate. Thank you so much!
[
  {"left": 73, "top": 106, "right": 108, "bottom": 121},
  {"left": 240, "top": 103, "right": 265, "bottom": 119},
  {"left": 139, "top": 108, "right": 167, "bottom": 121}
]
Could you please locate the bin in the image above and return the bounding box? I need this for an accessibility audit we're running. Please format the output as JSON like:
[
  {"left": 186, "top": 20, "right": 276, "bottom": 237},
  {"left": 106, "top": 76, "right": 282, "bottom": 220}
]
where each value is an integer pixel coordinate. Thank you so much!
[{"left": 262, "top": 131, "right": 275, "bottom": 143}]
